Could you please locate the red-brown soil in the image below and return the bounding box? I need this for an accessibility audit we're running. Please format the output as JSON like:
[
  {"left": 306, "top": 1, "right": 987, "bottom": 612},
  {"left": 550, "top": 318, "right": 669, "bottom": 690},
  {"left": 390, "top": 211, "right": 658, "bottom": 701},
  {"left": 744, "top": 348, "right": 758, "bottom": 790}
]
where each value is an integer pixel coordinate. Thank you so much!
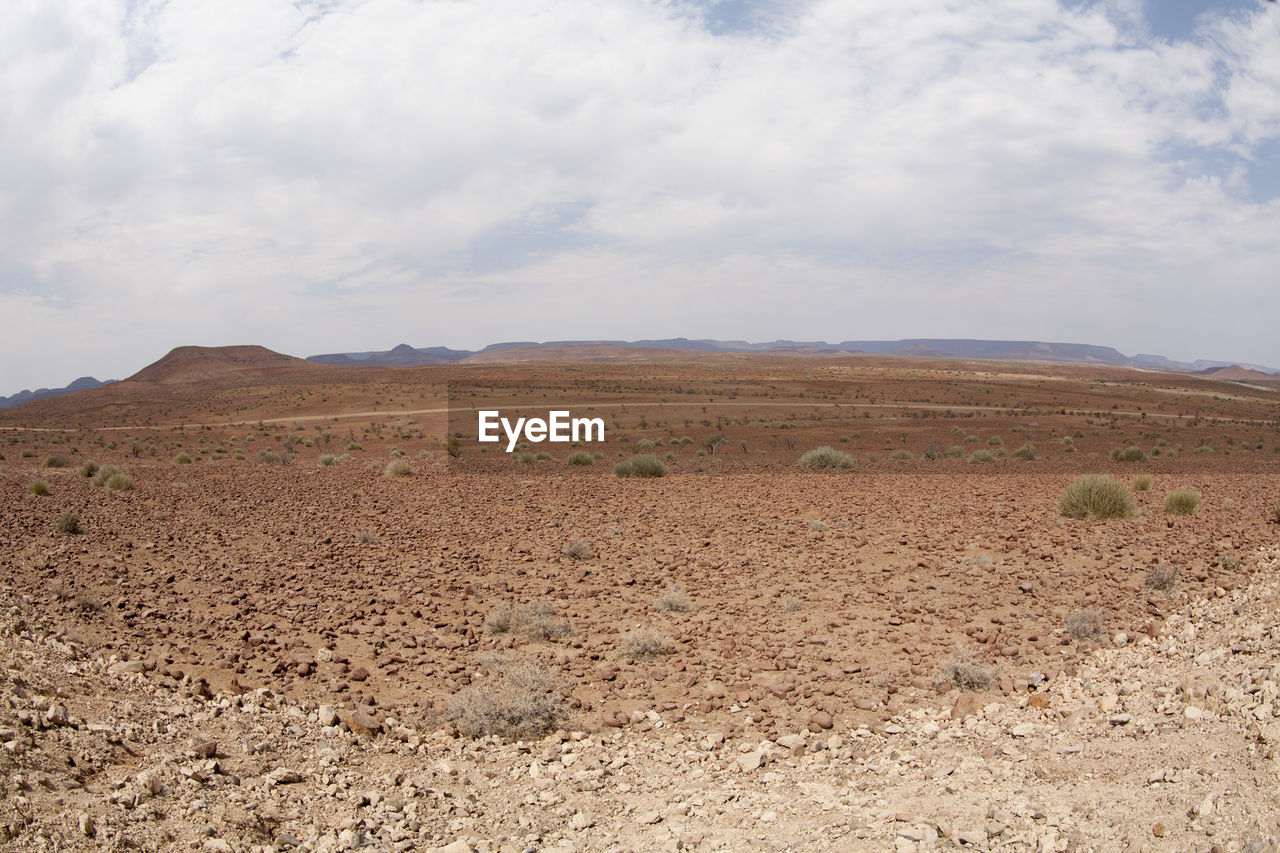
[{"left": 1, "top": 350, "right": 1278, "bottom": 851}]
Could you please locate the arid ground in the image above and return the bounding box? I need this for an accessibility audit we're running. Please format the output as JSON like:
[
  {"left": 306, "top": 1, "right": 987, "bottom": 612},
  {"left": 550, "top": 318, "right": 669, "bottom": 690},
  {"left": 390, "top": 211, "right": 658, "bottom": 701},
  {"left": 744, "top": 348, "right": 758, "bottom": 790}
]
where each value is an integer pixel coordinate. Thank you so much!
[{"left": 2, "top": 347, "right": 1279, "bottom": 852}]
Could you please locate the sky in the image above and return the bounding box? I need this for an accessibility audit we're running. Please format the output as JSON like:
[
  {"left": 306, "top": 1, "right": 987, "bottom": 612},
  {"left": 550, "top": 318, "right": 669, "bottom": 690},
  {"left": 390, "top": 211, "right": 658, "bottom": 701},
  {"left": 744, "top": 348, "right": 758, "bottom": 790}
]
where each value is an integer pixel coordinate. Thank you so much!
[{"left": 2, "top": 0, "right": 1279, "bottom": 393}]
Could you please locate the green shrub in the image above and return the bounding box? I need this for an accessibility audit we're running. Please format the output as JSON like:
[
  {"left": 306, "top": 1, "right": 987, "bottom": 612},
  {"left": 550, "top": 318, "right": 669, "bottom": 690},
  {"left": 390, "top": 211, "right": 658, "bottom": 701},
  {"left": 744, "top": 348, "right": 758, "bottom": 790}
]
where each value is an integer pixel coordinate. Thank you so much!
[
  {"left": 20, "top": 449, "right": 35, "bottom": 458},
  {"left": 967, "top": 450, "right": 995, "bottom": 464},
  {"left": 1193, "top": 445, "right": 1213, "bottom": 455},
  {"left": 79, "top": 460, "right": 99, "bottom": 478},
  {"left": 888, "top": 449, "right": 914, "bottom": 461},
  {"left": 1011, "top": 442, "right": 1036, "bottom": 460},
  {"left": 28, "top": 479, "right": 49, "bottom": 496},
  {"left": 1130, "top": 474, "right": 1153, "bottom": 491},
  {"left": 635, "top": 439, "right": 656, "bottom": 451},
  {"left": 987, "top": 436, "right": 1004, "bottom": 447},
  {"left": 613, "top": 454, "right": 668, "bottom": 478},
  {"left": 345, "top": 441, "right": 363, "bottom": 452},
  {"left": 106, "top": 473, "right": 135, "bottom": 491},
  {"left": 384, "top": 459, "right": 413, "bottom": 477},
  {"left": 798, "top": 446, "right": 853, "bottom": 469},
  {"left": 837, "top": 435, "right": 851, "bottom": 443},
  {"left": 1059, "top": 475, "right": 1135, "bottom": 520},
  {"left": 566, "top": 451, "right": 593, "bottom": 466},
  {"left": 1111, "top": 446, "right": 1146, "bottom": 462},
  {"left": 1163, "top": 488, "right": 1200, "bottom": 516},
  {"left": 173, "top": 453, "right": 192, "bottom": 465}
]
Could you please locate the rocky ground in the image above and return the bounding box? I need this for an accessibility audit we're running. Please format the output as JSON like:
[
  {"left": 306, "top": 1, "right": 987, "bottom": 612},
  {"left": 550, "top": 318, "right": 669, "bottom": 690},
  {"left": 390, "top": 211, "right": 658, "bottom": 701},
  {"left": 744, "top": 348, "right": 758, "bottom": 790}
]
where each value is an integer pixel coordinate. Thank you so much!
[{"left": 3, "top": 542, "right": 1279, "bottom": 852}]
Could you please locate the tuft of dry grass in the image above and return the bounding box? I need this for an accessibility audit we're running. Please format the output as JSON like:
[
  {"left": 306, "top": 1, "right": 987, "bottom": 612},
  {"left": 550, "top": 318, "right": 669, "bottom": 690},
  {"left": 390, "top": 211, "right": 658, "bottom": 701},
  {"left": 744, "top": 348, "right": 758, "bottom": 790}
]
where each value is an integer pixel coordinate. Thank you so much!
[
  {"left": 56, "top": 513, "right": 81, "bottom": 534},
  {"left": 1163, "top": 488, "right": 1200, "bottom": 516},
  {"left": 562, "top": 539, "right": 593, "bottom": 560},
  {"left": 444, "top": 656, "right": 568, "bottom": 739},
  {"left": 485, "top": 601, "right": 572, "bottom": 642},
  {"left": 653, "top": 587, "right": 694, "bottom": 614},
  {"left": 1059, "top": 475, "right": 1135, "bottom": 520},
  {"left": 1144, "top": 564, "right": 1178, "bottom": 592},
  {"left": 623, "top": 627, "right": 674, "bottom": 660},
  {"left": 798, "top": 446, "right": 853, "bottom": 469},
  {"left": 1130, "top": 474, "right": 1153, "bottom": 492},
  {"left": 28, "top": 479, "right": 49, "bottom": 496},
  {"left": 933, "top": 647, "right": 997, "bottom": 691},
  {"left": 41, "top": 454, "right": 69, "bottom": 469},
  {"left": 384, "top": 459, "right": 413, "bottom": 477},
  {"left": 1065, "top": 607, "right": 1109, "bottom": 641}
]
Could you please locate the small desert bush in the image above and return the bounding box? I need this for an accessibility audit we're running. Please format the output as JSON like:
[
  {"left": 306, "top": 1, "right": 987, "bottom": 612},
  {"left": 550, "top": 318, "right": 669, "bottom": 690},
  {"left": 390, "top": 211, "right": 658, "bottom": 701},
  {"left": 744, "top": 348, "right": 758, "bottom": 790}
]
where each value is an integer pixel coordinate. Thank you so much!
[
  {"left": 1163, "top": 488, "right": 1200, "bottom": 516},
  {"left": 485, "top": 601, "right": 573, "bottom": 642},
  {"left": 384, "top": 459, "right": 413, "bottom": 477},
  {"left": 1144, "top": 564, "right": 1178, "bottom": 592},
  {"left": 798, "top": 446, "right": 853, "bottom": 469},
  {"left": 947, "top": 445, "right": 963, "bottom": 457},
  {"left": 514, "top": 452, "right": 536, "bottom": 464},
  {"left": 318, "top": 453, "right": 337, "bottom": 466},
  {"left": 635, "top": 439, "right": 656, "bottom": 451},
  {"left": 1065, "top": 607, "right": 1108, "bottom": 641},
  {"left": 28, "top": 479, "right": 49, "bottom": 496},
  {"left": 79, "top": 460, "right": 99, "bottom": 478},
  {"left": 888, "top": 449, "right": 914, "bottom": 461},
  {"left": 967, "top": 450, "right": 995, "bottom": 464},
  {"left": 837, "top": 435, "right": 851, "bottom": 443},
  {"left": 1011, "top": 442, "right": 1036, "bottom": 460},
  {"left": 21, "top": 449, "right": 35, "bottom": 458},
  {"left": 808, "top": 519, "right": 829, "bottom": 531},
  {"left": 535, "top": 452, "right": 552, "bottom": 461},
  {"left": 1059, "top": 475, "right": 1135, "bottom": 520},
  {"left": 345, "top": 441, "right": 363, "bottom": 452},
  {"left": 653, "top": 586, "right": 694, "bottom": 613},
  {"left": 566, "top": 451, "right": 593, "bottom": 466},
  {"left": 1193, "top": 445, "right": 1213, "bottom": 455},
  {"left": 42, "top": 454, "right": 69, "bottom": 469},
  {"left": 91, "top": 465, "right": 121, "bottom": 487},
  {"left": 987, "top": 436, "right": 1004, "bottom": 447},
  {"left": 613, "top": 453, "right": 667, "bottom": 478},
  {"left": 779, "top": 594, "right": 804, "bottom": 612},
  {"left": 563, "top": 539, "right": 593, "bottom": 560},
  {"left": 1111, "top": 446, "right": 1146, "bottom": 462},
  {"left": 1130, "top": 474, "right": 1153, "bottom": 492},
  {"left": 445, "top": 656, "right": 567, "bottom": 739},
  {"left": 933, "top": 647, "right": 997, "bottom": 691},
  {"left": 56, "top": 513, "right": 81, "bottom": 534},
  {"left": 358, "top": 530, "right": 380, "bottom": 545},
  {"left": 623, "top": 627, "right": 674, "bottom": 660},
  {"left": 258, "top": 451, "right": 283, "bottom": 465},
  {"left": 173, "top": 453, "right": 192, "bottom": 465},
  {"left": 105, "top": 472, "right": 134, "bottom": 491}
]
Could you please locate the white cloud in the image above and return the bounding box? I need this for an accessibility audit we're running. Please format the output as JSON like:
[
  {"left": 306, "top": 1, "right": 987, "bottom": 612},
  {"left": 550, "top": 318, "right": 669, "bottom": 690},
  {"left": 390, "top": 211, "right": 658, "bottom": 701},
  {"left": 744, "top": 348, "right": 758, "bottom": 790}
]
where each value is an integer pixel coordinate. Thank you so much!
[{"left": 1, "top": 0, "right": 1279, "bottom": 392}]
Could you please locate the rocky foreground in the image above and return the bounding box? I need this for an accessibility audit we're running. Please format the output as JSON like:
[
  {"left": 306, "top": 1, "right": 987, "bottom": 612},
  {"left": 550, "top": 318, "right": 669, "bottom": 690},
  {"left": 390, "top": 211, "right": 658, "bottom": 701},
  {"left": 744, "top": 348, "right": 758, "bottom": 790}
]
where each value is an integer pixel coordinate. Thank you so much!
[{"left": 3, "top": 549, "right": 1280, "bottom": 853}]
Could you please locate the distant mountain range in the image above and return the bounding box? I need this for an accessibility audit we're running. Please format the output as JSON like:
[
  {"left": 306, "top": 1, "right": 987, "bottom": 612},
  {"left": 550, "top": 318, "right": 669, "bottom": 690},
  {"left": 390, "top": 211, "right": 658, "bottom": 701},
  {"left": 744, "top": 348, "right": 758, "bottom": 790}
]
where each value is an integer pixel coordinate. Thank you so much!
[
  {"left": 4, "top": 338, "right": 1276, "bottom": 409},
  {"left": 307, "top": 338, "right": 1280, "bottom": 374},
  {"left": 0, "top": 376, "right": 114, "bottom": 409}
]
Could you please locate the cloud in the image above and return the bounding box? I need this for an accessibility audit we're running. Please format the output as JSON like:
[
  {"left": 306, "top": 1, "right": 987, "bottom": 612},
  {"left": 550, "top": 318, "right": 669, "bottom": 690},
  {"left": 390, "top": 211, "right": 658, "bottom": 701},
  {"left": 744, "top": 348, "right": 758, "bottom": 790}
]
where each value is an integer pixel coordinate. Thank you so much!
[{"left": 1, "top": 0, "right": 1278, "bottom": 391}]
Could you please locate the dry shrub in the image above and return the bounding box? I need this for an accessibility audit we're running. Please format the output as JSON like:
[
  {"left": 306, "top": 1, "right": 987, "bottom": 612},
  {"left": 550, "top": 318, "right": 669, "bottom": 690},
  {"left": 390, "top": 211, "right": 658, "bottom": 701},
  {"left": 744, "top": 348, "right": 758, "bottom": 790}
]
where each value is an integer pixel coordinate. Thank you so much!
[
  {"left": 933, "top": 647, "right": 996, "bottom": 691},
  {"left": 485, "top": 601, "right": 572, "bottom": 642},
  {"left": 28, "top": 479, "right": 49, "bottom": 496},
  {"left": 1065, "top": 607, "right": 1108, "bottom": 641},
  {"left": 42, "top": 454, "right": 69, "bottom": 469},
  {"left": 653, "top": 587, "right": 693, "bottom": 614},
  {"left": 79, "top": 460, "right": 99, "bottom": 478},
  {"left": 1059, "top": 475, "right": 1135, "bottom": 520},
  {"left": 1163, "top": 488, "right": 1200, "bottom": 516},
  {"left": 798, "top": 446, "right": 853, "bottom": 469},
  {"left": 566, "top": 451, "right": 594, "bottom": 466},
  {"left": 1111, "top": 446, "right": 1146, "bottom": 462},
  {"left": 384, "top": 459, "right": 413, "bottom": 477},
  {"left": 623, "top": 627, "right": 674, "bottom": 660},
  {"left": 563, "top": 539, "right": 593, "bottom": 560},
  {"left": 444, "top": 656, "right": 567, "bottom": 739},
  {"left": 779, "top": 594, "right": 804, "bottom": 612},
  {"left": 1144, "top": 564, "right": 1178, "bottom": 592},
  {"left": 56, "top": 513, "right": 81, "bottom": 534},
  {"left": 967, "top": 450, "right": 995, "bottom": 464},
  {"left": 612, "top": 453, "right": 667, "bottom": 478}
]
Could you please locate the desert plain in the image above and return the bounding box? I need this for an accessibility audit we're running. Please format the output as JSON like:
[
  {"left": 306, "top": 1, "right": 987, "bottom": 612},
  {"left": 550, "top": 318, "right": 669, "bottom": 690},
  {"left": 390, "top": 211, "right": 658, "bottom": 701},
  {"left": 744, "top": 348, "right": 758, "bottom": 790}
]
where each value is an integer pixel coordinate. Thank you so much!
[{"left": 2, "top": 345, "right": 1280, "bottom": 852}]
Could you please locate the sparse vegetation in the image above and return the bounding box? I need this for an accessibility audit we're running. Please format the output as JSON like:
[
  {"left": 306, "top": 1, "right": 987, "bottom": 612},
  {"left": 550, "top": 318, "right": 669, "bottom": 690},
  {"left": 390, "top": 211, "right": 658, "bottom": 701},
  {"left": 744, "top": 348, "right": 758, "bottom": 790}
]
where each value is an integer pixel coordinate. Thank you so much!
[
  {"left": 358, "top": 530, "right": 380, "bottom": 545},
  {"left": 653, "top": 587, "right": 694, "bottom": 613},
  {"left": 28, "top": 479, "right": 49, "bottom": 496},
  {"left": 933, "top": 647, "right": 997, "bottom": 691},
  {"left": 623, "top": 627, "right": 674, "bottom": 659},
  {"left": 79, "top": 460, "right": 99, "bottom": 478},
  {"left": 1059, "top": 475, "right": 1135, "bottom": 520},
  {"left": 798, "top": 446, "right": 853, "bottom": 469},
  {"left": 566, "top": 451, "right": 593, "bottom": 466},
  {"left": 318, "top": 453, "right": 337, "bottom": 466},
  {"left": 1163, "top": 488, "right": 1200, "bottom": 516},
  {"left": 56, "top": 513, "right": 81, "bottom": 534},
  {"left": 967, "top": 450, "right": 995, "bottom": 464},
  {"left": 345, "top": 442, "right": 363, "bottom": 452},
  {"left": 563, "top": 539, "right": 593, "bottom": 560},
  {"left": 1111, "top": 446, "right": 1146, "bottom": 462},
  {"left": 1011, "top": 442, "right": 1037, "bottom": 460},
  {"left": 1065, "top": 607, "right": 1108, "bottom": 641},
  {"left": 514, "top": 452, "right": 536, "bottom": 464},
  {"left": 485, "top": 601, "right": 572, "bottom": 642},
  {"left": 1144, "top": 564, "right": 1178, "bottom": 592},
  {"left": 384, "top": 459, "right": 413, "bottom": 477},
  {"left": 888, "top": 449, "right": 914, "bottom": 461},
  {"left": 1130, "top": 474, "right": 1153, "bottom": 492},
  {"left": 174, "top": 453, "right": 193, "bottom": 464},
  {"left": 42, "top": 454, "right": 69, "bottom": 469},
  {"left": 613, "top": 453, "right": 667, "bottom": 478},
  {"left": 808, "top": 519, "right": 829, "bottom": 531},
  {"left": 444, "top": 656, "right": 567, "bottom": 739}
]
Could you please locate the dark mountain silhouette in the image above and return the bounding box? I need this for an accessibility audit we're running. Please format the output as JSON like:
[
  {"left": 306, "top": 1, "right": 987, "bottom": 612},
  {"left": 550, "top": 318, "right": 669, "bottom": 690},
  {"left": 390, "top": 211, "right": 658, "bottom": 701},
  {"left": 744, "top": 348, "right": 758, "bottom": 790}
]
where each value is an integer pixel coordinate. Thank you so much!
[{"left": 0, "top": 376, "right": 113, "bottom": 409}]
